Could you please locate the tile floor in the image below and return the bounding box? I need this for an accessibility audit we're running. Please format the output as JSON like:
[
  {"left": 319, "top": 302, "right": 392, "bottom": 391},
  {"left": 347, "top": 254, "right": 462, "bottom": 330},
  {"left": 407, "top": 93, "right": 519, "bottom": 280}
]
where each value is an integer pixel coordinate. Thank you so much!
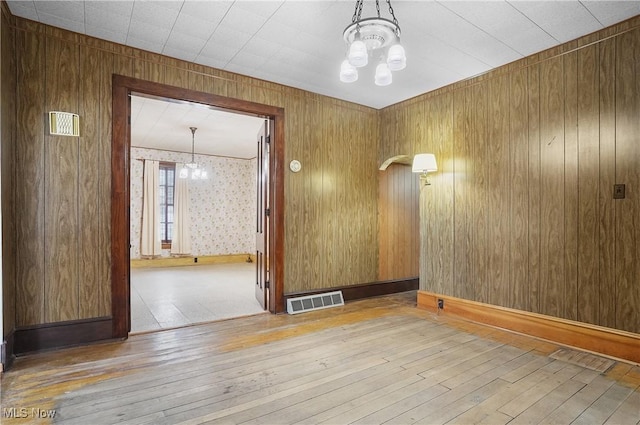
[{"left": 130, "top": 262, "right": 266, "bottom": 333}]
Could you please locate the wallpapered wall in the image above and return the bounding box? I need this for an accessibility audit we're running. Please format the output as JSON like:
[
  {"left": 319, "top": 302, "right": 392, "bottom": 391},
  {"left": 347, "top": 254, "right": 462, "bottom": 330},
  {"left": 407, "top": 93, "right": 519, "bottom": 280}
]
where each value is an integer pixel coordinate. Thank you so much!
[{"left": 130, "top": 147, "right": 257, "bottom": 259}]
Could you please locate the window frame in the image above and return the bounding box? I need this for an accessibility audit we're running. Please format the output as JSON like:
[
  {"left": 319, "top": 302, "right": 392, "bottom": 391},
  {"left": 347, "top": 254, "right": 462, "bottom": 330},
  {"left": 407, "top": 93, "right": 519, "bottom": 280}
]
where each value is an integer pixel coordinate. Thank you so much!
[{"left": 158, "top": 161, "right": 176, "bottom": 249}]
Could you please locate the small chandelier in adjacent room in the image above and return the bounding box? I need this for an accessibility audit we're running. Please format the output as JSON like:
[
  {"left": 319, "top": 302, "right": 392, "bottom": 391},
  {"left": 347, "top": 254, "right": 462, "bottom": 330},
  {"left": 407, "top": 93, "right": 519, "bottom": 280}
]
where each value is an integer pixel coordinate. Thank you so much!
[
  {"left": 179, "top": 126, "right": 208, "bottom": 180},
  {"left": 340, "top": 0, "right": 406, "bottom": 86}
]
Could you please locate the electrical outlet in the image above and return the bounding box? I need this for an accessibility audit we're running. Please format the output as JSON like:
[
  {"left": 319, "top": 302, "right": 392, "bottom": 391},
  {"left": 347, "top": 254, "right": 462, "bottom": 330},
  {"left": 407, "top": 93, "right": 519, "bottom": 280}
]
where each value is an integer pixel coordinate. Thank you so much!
[
  {"left": 194, "top": 257, "right": 198, "bottom": 263},
  {"left": 613, "top": 184, "right": 626, "bottom": 199},
  {"left": 437, "top": 299, "right": 444, "bottom": 309}
]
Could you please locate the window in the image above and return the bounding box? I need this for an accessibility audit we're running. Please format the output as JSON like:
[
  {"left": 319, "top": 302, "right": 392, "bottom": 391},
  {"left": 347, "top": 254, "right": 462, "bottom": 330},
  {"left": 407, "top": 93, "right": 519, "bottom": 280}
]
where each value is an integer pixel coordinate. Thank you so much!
[{"left": 159, "top": 162, "right": 175, "bottom": 247}]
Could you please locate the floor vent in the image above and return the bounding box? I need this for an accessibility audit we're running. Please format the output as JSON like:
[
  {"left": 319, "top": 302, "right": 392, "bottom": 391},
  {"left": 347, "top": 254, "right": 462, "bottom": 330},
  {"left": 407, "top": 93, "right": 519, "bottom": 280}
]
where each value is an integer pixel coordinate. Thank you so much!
[
  {"left": 549, "top": 348, "right": 615, "bottom": 373},
  {"left": 287, "top": 291, "right": 344, "bottom": 315}
]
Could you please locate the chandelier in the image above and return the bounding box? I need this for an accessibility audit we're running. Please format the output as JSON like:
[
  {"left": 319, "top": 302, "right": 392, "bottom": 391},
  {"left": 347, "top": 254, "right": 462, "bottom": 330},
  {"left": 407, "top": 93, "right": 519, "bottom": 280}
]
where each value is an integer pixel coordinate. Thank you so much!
[
  {"left": 179, "top": 127, "right": 208, "bottom": 180},
  {"left": 340, "top": 0, "right": 406, "bottom": 86}
]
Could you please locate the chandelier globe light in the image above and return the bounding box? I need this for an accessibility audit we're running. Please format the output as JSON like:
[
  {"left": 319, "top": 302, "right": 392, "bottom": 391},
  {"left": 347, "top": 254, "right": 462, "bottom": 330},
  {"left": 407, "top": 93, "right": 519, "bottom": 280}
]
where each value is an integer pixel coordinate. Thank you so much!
[
  {"left": 375, "top": 62, "right": 392, "bottom": 86},
  {"left": 340, "top": 59, "right": 359, "bottom": 83},
  {"left": 387, "top": 43, "right": 406, "bottom": 71},
  {"left": 179, "top": 127, "right": 208, "bottom": 180},
  {"left": 340, "top": 0, "right": 406, "bottom": 85}
]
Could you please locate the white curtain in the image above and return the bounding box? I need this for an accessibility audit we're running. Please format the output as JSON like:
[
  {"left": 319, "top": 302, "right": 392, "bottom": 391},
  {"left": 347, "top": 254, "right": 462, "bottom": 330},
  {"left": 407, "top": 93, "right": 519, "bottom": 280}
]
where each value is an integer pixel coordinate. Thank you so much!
[
  {"left": 141, "top": 160, "right": 161, "bottom": 256},
  {"left": 171, "top": 163, "right": 192, "bottom": 255}
]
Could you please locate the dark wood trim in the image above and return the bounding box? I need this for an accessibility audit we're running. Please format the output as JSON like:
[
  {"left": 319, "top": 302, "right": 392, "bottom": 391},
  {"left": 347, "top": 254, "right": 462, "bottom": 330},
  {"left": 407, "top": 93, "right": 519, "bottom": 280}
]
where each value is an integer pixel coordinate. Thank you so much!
[
  {"left": 13, "top": 317, "right": 113, "bottom": 355},
  {"left": 418, "top": 291, "right": 640, "bottom": 364},
  {"left": 271, "top": 115, "right": 285, "bottom": 313},
  {"left": 285, "top": 278, "right": 419, "bottom": 303},
  {"left": 1, "top": 330, "right": 15, "bottom": 372},
  {"left": 112, "top": 76, "right": 130, "bottom": 338},
  {"left": 111, "top": 75, "right": 286, "bottom": 337}
]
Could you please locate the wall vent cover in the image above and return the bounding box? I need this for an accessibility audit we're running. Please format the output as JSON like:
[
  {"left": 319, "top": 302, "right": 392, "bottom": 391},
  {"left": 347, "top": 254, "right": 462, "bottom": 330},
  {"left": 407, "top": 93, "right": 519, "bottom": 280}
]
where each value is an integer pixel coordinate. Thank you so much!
[
  {"left": 49, "top": 111, "right": 80, "bottom": 136},
  {"left": 287, "top": 291, "right": 344, "bottom": 315}
]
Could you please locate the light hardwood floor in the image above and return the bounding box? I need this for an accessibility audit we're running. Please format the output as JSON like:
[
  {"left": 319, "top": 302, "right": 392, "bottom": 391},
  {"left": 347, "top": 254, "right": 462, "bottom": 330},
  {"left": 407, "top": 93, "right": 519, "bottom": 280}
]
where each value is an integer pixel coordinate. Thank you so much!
[
  {"left": 131, "top": 263, "right": 265, "bottom": 333},
  {"left": 1, "top": 292, "right": 639, "bottom": 424}
]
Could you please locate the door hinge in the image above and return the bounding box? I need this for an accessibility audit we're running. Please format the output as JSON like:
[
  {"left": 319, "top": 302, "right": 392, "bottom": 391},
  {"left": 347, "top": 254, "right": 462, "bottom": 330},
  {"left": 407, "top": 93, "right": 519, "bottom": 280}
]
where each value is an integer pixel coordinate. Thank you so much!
[
  {"left": 265, "top": 280, "right": 270, "bottom": 289},
  {"left": 265, "top": 208, "right": 270, "bottom": 216},
  {"left": 266, "top": 135, "right": 271, "bottom": 144}
]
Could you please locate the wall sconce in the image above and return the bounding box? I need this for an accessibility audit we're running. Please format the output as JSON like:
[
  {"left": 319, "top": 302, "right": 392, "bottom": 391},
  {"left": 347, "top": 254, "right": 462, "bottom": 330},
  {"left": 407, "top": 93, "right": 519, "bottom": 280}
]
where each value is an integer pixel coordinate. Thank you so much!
[{"left": 412, "top": 153, "right": 437, "bottom": 185}]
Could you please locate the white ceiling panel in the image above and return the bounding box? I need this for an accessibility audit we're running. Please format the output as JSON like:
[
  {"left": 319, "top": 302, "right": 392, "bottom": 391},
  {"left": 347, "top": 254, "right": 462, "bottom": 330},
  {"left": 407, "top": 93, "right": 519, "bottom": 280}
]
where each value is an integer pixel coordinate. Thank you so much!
[
  {"left": 221, "top": 6, "right": 272, "bottom": 36},
  {"left": 583, "top": 1, "right": 640, "bottom": 26},
  {"left": 404, "top": 33, "right": 490, "bottom": 78},
  {"left": 34, "top": 1, "right": 85, "bottom": 22},
  {"left": 85, "top": 4, "right": 131, "bottom": 34},
  {"left": 438, "top": 1, "right": 558, "bottom": 56},
  {"left": 164, "top": 31, "right": 208, "bottom": 54},
  {"left": 198, "top": 41, "right": 239, "bottom": 64},
  {"left": 84, "top": 1, "right": 134, "bottom": 16},
  {"left": 130, "top": 1, "right": 181, "bottom": 27},
  {"left": 254, "top": 18, "right": 302, "bottom": 45},
  {"left": 208, "top": 25, "right": 253, "bottom": 51},
  {"left": 508, "top": 1, "right": 604, "bottom": 42},
  {"left": 232, "top": 1, "right": 284, "bottom": 18},
  {"left": 7, "top": 2, "right": 39, "bottom": 21},
  {"left": 270, "top": 2, "right": 337, "bottom": 33},
  {"left": 127, "top": 19, "right": 172, "bottom": 45},
  {"left": 170, "top": 13, "right": 218, "bottom": 41},
  {"left": 240, "top": 36, "right": 284, "bottom": 58},
  {"left": 179, "top": 0, "right": 232, "bottom": 21},
  {"left": 411, "top": 2, "right": 522, "bottom": 67}
]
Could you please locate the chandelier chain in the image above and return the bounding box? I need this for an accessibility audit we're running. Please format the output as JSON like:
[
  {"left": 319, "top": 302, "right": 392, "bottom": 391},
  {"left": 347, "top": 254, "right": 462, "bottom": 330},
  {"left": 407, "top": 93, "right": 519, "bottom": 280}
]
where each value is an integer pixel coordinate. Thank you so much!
[
  {"left": 375, "top": 0, "right": 381, "bottom": 18},
  {"left": 352, "top": 0, "right": 364, "bottom": 24},
  {"left": 386, "top": 0, "right": 399, "bottom": 29},
  {"left": 190, "top": 126, "right": 196, "bottom": 163}
]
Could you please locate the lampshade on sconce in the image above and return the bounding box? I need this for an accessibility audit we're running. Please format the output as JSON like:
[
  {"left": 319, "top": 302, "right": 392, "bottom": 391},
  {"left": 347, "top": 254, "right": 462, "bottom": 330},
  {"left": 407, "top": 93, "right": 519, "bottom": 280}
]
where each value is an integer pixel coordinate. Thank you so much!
[{"left": 412, "top": 153, "right": 437, "bottom": 185}]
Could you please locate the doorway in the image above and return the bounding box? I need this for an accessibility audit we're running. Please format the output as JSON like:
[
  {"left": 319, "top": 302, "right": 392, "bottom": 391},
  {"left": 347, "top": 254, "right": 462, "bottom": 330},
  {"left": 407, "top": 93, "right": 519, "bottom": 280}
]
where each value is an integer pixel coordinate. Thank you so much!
[
  {"left": 111, "top": 75, "right": 285, "bottom": 338},
  {"left": 128, "top": 94, "right": 267, "bottom": 332}
]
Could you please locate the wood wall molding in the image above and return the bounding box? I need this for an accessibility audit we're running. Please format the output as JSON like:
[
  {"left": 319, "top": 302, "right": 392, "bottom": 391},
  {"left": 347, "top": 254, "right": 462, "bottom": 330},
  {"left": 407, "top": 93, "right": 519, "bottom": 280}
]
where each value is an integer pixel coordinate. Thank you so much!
[
  {"left": 1, "top": 330, "right": 15, "bottom": 372},
  {"left": 285, "top": 278, "right": 418, "bottom": 304},
  {"left": 13, "top": 317, "right": 113, "bottom": 355},
  {"left": 130, "top": 254, "right": 257, "bottom": 269},
  {"left": 418, "top": 291, "right": 640, "bottom": 364}
]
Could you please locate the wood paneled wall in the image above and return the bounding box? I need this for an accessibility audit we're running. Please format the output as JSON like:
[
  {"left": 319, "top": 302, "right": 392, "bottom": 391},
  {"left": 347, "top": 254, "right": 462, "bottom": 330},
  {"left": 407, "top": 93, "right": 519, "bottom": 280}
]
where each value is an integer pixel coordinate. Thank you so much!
[
  {"left": 8, "top": 17, "right": 379, "bottom": 327},
  {"left": 381, "top": 17, "right": 640, "bottom": 334},
  {"left": 378, "top": 164, "right": 419, "bottom": 281},
  {"left": 284, "top": 98, "right": 379, "bottom": 293},
  {"left": 1, "top": 3, "right": 16, "bottom": 338}
]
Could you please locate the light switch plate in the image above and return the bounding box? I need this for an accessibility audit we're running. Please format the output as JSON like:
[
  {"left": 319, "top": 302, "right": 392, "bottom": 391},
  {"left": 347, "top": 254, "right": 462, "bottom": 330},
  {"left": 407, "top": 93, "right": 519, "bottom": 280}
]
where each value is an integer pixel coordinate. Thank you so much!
[{"left": 613, "top": 184, "right": 625, "bottom": 199}]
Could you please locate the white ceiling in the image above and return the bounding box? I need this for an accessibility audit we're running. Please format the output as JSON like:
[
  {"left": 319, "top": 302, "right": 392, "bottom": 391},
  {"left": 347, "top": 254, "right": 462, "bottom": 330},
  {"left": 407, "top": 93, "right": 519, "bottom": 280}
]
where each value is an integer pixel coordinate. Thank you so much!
[
  {"left": 131, "top": 95, "right": 265, "bottom": 159},
  {"left": 7, "top": 1, "right": 640, "bottom": 157}
]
